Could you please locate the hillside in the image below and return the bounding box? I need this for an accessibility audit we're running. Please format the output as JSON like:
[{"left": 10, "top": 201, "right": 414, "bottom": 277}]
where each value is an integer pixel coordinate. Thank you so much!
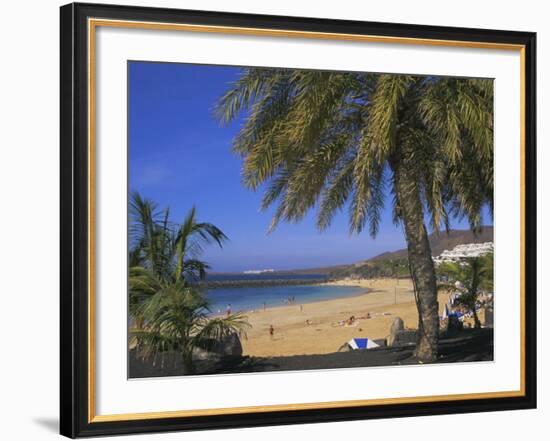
[
  {"left": 284, "top": 227, "right": 493, "bottom": 278},
  {"left": 368, "top": 226, "right": 493, "bottom": 262},
  {"left": 325, "top": 227, "right": 493, "bottom": 279}
]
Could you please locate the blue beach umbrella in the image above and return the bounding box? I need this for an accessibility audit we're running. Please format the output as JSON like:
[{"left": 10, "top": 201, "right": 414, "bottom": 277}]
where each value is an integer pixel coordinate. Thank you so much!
[{"left": 348, "top": 338, "right": 379, "bottom": 350}]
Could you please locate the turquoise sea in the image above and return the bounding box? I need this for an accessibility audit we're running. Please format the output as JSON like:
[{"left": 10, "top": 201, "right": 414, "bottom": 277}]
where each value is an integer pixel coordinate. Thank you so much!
[{"left": 204, "top": 275, "right": 366, "bottom": 314}]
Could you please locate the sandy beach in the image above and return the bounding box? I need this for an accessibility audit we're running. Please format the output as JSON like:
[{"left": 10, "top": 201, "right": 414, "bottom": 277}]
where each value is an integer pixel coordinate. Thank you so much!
[{"left": 239, "top": 278, "right": 452, "bottom": 357}]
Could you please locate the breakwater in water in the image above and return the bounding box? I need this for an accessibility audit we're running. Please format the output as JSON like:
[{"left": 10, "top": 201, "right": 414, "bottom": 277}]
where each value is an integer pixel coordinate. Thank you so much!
[{"left": 197, "top": 278, "right": 327, "bottom": 289}]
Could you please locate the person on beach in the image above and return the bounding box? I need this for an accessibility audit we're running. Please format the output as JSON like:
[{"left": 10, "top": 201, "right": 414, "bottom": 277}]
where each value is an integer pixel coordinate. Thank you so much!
[
  {"left": 269, "top": 324, "right": 274, "bottom": 339},
  {"left": 226, "top": 304, "right": 232, "bottom": 316},
  {"left": 263, "top": 302, "right": 266, "bottom": 311}
]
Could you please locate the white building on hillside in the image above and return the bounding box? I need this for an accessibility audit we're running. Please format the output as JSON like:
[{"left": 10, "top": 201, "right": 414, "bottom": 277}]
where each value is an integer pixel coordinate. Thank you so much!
[{"left": 433, "top": 242, "right": 493, "bottom": 265}]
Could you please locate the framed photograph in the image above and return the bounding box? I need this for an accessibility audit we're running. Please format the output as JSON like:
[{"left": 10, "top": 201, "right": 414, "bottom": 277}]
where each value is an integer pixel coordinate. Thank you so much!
[{"left": 60, "top": 2, "right": 537, "bottom": 438}]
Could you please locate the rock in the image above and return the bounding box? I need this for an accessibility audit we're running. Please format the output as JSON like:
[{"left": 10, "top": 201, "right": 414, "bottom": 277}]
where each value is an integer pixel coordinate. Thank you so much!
[
  {"left": 192, "top": 347, "right": 221, "bottom": 362},
  {"left": 388, "top": 317, "right": 416, "bottom": 347},
  {"left": 388, "top": 317, "right": 405, "bottom": 346},
  {"left": 192, "top": 333, "right": 243, "bottom": 361},
  {"left": 338, "top": 343, "right": 352, "bottom": 352},
  {"left": 373, "top": 338, "right": 387, "bottom": 347},
  {"left": 390, "top": 317, "right": 404, "bottom": 334},
  {"left": 214, "top": 332, "right": 243, "bottom": 356}
]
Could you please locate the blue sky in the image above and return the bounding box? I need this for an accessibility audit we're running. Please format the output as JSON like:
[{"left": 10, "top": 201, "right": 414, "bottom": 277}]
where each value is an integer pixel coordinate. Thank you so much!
[{"left": 129, "top": 61, "right": 490, "bottom": 273}]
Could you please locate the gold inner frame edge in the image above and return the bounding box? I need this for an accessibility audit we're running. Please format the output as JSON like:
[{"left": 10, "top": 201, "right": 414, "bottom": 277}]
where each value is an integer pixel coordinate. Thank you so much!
[{"left": 87, "top": 17, "right": 527, "bottom": 423}]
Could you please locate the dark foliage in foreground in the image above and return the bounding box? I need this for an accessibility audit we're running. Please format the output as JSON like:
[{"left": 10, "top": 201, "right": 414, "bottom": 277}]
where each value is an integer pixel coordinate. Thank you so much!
[{"left": 130, "top": 328, "right": 493, "bottom": 378}]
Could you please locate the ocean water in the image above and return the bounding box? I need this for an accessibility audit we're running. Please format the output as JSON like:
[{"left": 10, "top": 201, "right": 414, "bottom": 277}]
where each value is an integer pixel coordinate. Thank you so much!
[{"left": 204, "top": 279, "right": 367, "bottom": 315}]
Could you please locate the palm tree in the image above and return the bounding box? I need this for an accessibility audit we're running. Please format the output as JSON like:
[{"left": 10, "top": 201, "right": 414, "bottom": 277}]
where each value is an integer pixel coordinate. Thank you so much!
[
  {"left": 437, "top": 254, "right": 493, "bottom": 329},
  {"left": 129, "top": 192, "right": 249, "bottom": 373},
  {"left": 129, "top": 191, "right": 228, "bottom": 285},
  {"left": 131, "top": 275, "right": 250, "bottom": 374},
  {"left": 216, "top": 69, "right": 493, "bottom": 361}
]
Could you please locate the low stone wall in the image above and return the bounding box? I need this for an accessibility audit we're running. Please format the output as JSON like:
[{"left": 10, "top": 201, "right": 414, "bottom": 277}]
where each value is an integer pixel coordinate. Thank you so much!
[{"left": 389, "top": 330, "right": 417, "bottom": 346}]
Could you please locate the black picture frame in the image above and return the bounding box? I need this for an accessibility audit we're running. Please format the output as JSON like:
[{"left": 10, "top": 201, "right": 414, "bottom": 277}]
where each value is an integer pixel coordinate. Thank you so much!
[{"left": 60, "top": 2, "right": 537, "bottom": 438}]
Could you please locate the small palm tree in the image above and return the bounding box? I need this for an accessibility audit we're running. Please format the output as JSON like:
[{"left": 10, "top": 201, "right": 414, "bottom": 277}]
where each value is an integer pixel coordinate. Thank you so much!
[
  {"left": 437, "top": 254, "right": 493, "bottom": 328},
  {"left": 129, "top": 192, "right": 249, "bottom": 373},
  {"left": 216, "top": 69, "right": 493, "bottom": 361},
  {"left": 129, "top": 191, "right": 227, "bottom": 285},
  {"left": 131, "top": 278, "right": 250, "bottom": 374}
]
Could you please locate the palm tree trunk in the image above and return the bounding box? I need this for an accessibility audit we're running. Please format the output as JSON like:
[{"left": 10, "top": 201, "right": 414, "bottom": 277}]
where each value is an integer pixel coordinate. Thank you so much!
[
  {"left": 393, "top": 162, "right": 439, "bottom": 362},
  {"left": 472, "top": 306, "right": 481, "bottom": 329},
  {"left": 182, "top": 350, "right": 194, "bottom": 375}
]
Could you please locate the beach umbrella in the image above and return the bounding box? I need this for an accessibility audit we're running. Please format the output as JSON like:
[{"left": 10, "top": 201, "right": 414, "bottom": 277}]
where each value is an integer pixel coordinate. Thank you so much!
[{"left": 348, "top": 338, "right": 380, "bottom": 350}]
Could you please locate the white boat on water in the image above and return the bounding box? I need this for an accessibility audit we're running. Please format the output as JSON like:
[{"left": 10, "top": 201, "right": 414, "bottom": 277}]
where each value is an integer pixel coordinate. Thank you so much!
[{"left": 243, "top": 269, "right": 276, "bottom": 275}]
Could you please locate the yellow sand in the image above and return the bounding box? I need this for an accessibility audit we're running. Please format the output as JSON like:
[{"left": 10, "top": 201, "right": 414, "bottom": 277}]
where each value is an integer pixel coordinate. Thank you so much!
[{"left": 239, "top": 278, "right": 453, "bottom": 357}]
